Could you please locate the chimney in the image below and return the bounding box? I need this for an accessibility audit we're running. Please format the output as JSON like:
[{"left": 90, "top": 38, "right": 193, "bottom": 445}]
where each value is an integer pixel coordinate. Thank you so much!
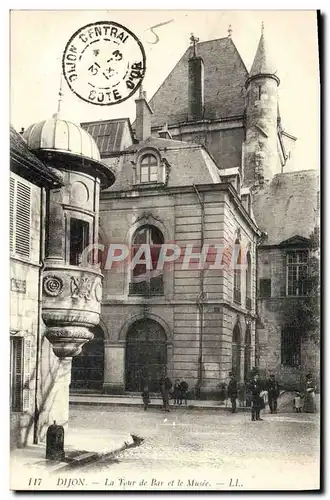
[
  {"left": 158, "top": 123, "right": 172, "bottom": 140},
  {"left": 188, "top": 34, "right": 204, "bottom": 121},
  {"left": 135, "top": 87, "right": 153, "bottom": 142}
]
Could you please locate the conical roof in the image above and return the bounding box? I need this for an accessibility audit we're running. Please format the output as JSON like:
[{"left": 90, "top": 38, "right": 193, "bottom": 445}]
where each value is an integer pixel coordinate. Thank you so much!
[{"left": 248, "top": 31, "right": 279, "bottom": 84}]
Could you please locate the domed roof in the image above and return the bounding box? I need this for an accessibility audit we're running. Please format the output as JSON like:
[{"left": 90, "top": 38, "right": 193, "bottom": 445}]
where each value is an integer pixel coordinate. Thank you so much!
[
  {"left": 22, "top": 116, "right": 116, "bottom": 188},
  {"left": 23, "top": 117, "right": 101, "bottom": 162}
]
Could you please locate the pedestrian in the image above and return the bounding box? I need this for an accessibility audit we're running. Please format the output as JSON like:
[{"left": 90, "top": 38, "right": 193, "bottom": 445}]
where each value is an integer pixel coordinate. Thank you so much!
[
  {"left": 160, "top": 374, "right": 172, "bottom": 412},
  {"left": 173, "top": 379, "right": 181, "bottom": 405},
  {"left": 293, "top": 391, "right": 303, "bottom": 413},
  {"left": 141, "top": 383, "right": 150, "bottom": 411},
  {"left": 179, "top": 380, "right": 189, "bottom": 406},
  {"left": 303, "top": 373, "right": 316, "bottom": 413},
  {"left": 249, "top": 372, "right": 264, "bottom": 421},
  {"left": 227, "top": 372, "right": 238, "bottom": 413},
  {"left": 266, "top": 374, "right": 280, "bottom": 414}
]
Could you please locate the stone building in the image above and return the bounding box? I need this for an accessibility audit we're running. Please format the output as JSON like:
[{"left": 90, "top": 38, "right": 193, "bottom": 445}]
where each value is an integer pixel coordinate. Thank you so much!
[
  {"left": 10, "top": 121, "right": 115, "bottom": 448},
  {"left": 76, "top": 27, "right": 319, "bottom": 394}
]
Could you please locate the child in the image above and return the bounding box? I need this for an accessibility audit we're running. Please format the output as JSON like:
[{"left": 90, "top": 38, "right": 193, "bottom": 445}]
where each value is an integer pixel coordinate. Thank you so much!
[
  {"left": 293, "top": 392, "right": 303, "bottom": 413},
  {"left": 141, "top": 384, "right": 150, "bottom": 411}
]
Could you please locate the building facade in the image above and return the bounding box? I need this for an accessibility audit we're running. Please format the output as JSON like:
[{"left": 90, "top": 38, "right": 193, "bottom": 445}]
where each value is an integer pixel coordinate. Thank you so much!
[
  {"left": 10, "top": 121, "right": 115, "bottom": 448},
  {"left": 76, "top": 27, "right": 319, "bottom": 393}
]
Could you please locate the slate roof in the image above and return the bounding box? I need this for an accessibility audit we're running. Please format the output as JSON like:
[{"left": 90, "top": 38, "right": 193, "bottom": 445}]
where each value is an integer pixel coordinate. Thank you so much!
[
  {"left": 145, "top": 37, "right": 248, "bottom": 129},
  {"left": 103, "top": 137, "right": 220, "bottom": 192},
  {"left": 253, "top": 170, "right": 319, "bottom": 246},
  {"left": 81, "top": 118, "right": 133, "bottom": 155},
  {"left": 10, "top": 125, "right": 63, "bottom": 187},
  {"left": 249, "top": 32, "right": 277, "bottom": 77}
]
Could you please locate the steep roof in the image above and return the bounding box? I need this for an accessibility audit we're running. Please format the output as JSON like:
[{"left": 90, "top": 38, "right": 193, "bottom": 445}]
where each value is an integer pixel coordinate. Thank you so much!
[
  {"left": 102, "top": 137, "right": 220, "bottom": 192},
  {"left": 249, "top": 32, "right": 277, "bottom": 78},
  {"left": 81, "top": 118, "right": 134, "bottom": 155},
  {"left": 10, "top": 125, "right": 63, "bottom": 187},
  {"left": 145, "top": 37, "right": 248, "bottom": 129},
  {"left": 253, "top": 170, "right": 319, "bottom": 246}
]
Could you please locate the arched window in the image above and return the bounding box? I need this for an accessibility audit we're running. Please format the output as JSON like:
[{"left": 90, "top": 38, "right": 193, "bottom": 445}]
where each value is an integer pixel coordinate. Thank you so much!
[
  {"left": 246, "top": 251, "right": 252, "bottom": 310},
  {"left": 233, "top": 238, "right": 242, "bottom": 304},
  {"left": 130, "top": 225, "right": 164, "bottom": 296},
  {"left": 140, "top": 154, "right": 158, "bottom": 183}
]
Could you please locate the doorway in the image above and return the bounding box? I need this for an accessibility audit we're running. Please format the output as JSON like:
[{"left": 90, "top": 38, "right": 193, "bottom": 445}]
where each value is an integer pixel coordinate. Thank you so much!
[
  {"left": 125, "top": 319, "right": 167, "bottom": 392},
  {"left": 71, "top": 325, "right": 104, "bottom": 391}
]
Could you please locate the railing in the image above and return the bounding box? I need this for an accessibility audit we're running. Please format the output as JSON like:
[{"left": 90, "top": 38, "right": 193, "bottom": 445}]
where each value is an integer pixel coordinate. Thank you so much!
[
  {"left": 233, "top": 287, "right": 241, "bottom": 304},
  {"left": 129, "top": 276, "right": 164, "bottom": 296}
]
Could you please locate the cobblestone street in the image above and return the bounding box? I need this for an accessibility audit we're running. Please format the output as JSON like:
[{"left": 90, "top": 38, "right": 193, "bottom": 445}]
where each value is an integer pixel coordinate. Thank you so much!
[{"left": 67, "top": 404, "right": 320, "bottom": 491}]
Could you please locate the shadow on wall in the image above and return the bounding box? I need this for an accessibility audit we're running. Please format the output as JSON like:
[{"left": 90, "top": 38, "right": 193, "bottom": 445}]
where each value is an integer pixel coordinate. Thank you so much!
[{"left": 14, "top": 336, "right": 69, "bottom": 448}]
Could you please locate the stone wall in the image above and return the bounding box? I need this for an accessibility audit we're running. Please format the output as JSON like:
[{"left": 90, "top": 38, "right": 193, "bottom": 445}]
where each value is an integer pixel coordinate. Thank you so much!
[{"left": 99, "top": 186, "right": 257, "bottom": 397}]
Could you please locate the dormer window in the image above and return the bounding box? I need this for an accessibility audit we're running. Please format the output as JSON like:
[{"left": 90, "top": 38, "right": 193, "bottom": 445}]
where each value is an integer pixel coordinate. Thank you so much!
[
  {"left": 140, "top": 154, "right": 158, "bottom": 183},
  {"left": 133, "top": 148, "right": 167, "bottom": 186}
]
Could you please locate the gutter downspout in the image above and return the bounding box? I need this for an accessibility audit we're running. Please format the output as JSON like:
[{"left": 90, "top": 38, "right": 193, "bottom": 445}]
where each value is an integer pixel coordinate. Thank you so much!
[
  {"left": 193, "top": 184, "right": 205, "bottom": 400},
  {"left": 33, "top": 186, "right": 46, "bottom": 444},
  {"left": 255, "top": 230, "right": 268, "bottom": 369}
]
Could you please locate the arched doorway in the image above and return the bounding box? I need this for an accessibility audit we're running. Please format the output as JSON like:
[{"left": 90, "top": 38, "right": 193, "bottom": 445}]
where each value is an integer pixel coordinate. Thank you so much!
[
  {"left": 244, "top": 325, "right": 252, "bottom": 381},
  {"left": 125, "top": 319, "right": 167, "bottom": 393},
  {"left": 71, "top": 325, "right": 104, "bottom": 391},
  {"left": 232, "top": 322, "right": 241, "bottom": 380}
]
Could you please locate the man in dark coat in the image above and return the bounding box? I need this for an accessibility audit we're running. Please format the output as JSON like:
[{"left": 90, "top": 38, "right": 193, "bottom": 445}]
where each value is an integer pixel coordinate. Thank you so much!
[
  {"left": 160, "top": 375, "right": 172, "bottom": 412},
  {"left": 249, "top": 372, "right": 263, "bottom": 421},
  {"left": 227, "top": 372, "right": 238, "bottom": 413},
  {"left": 266, "top": 374, "right": 280, "bottom": 414}
]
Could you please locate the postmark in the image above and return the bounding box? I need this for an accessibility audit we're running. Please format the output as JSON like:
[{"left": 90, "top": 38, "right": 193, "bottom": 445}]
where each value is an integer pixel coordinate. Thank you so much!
[{"left": 62, "top": 21, "right": 146, "bottom": 106}]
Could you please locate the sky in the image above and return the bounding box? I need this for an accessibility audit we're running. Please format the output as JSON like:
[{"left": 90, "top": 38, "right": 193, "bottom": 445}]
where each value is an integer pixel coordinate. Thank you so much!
[{"left": 10, "top": 9, "right": 320, "bottom": 172}]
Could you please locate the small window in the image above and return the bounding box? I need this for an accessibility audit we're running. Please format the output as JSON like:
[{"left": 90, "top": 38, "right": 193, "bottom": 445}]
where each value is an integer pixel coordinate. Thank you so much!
[
  {"left": 259, "top": 278, "right": 271, "bottom": 298},
  {"left": 281, "top": 328, "right": 301, "bottom": 367},
  {"left": 140, "top": 154, "right": 158, "bottom": 183},
  {"left": 70, "top": 218, "right": 90, "bottom": 266}
]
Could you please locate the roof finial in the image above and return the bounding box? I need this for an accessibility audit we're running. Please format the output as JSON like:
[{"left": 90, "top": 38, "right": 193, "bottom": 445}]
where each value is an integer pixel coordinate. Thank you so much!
[
  {"left": 53, "top": 73, "right": 63, "bottom": 119},
  {"left": 190, "top": 33, "right": 199, "bottom": 57},
  {"left": 261, "top": 21, "right": 264, "bottom": 35},
  {"left": 228, "top": 24, "right": 233, "bottom": 38}
]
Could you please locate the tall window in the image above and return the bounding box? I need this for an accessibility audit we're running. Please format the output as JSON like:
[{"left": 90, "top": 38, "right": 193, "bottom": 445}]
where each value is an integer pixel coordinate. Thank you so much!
[
  {"left": 10, "top": 337, "right": 31, "bottom": 412},
  {"left": 245, "top": 251, "right": 252, "bottom": 309},
  {"left": 281, "top": 328, "right": 301, "bottom": 367},
  {"left": 233, "top": 239, "right": 242, "bottom": 304},
  {"left": 10, "top": 175, "right": 31, "bottom": 259},
  {"left": 140, "top": 154, "right": 158, "bottom": 183},
  {"left": 130, "top": 225, "right": 164, "bottom": 295},
  {"left": 286, "top": 250, "right": 309, "bottom": 296},
  {"left": 70, "top": 218, "right": 90, "bottom": 266},
  {"left": 232, "top": 323, "right": 241, "bottom": 380}
]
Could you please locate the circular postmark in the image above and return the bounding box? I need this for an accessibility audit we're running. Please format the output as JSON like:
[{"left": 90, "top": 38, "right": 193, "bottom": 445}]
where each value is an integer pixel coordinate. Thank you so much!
[{"left": 62, "top": 21, "right": 146, "bottom": 106}]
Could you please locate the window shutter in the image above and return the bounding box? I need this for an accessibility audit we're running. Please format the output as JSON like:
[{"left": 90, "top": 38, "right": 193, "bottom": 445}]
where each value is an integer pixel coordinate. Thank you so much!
[
  {"left": 10, "top": 177, "right": 15, "bottom": 252},
  {"left": 11, "top": 337, "right": 23, "bottom": 412},
  {"left": 15, "top": 181, "right": 31, "bottom": 258},
  {"left": 22, "top": 338, "right": 32, "bottom": 412}
]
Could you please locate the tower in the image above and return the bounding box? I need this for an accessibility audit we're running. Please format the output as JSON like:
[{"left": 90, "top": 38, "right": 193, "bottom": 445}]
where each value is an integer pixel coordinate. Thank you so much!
[{"left": 243, "top": 24, "right": 280, "bottom": 188}]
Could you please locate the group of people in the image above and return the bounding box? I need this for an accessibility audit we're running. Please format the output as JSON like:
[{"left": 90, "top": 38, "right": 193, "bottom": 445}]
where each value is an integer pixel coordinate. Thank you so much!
[
  {"left": 141, "top": 376, "right": 189, "bottom": 412},
  {"left": 228, "top": 371, "right": 317, "bottom": 421}
]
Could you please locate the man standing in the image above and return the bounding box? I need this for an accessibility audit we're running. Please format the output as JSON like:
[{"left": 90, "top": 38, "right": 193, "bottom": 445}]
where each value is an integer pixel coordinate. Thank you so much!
[
  {"left": 227, "top": 372, "right": 238, "bottom": 413},
  {"left": 249, "top": 372, "right": 263, "bottom": 421},
  {"left": 266, "top": 374, "right": 280, "bottom": 414},
  {"left": 160, "top": 374, "right": 172, "bottom": 412}
]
